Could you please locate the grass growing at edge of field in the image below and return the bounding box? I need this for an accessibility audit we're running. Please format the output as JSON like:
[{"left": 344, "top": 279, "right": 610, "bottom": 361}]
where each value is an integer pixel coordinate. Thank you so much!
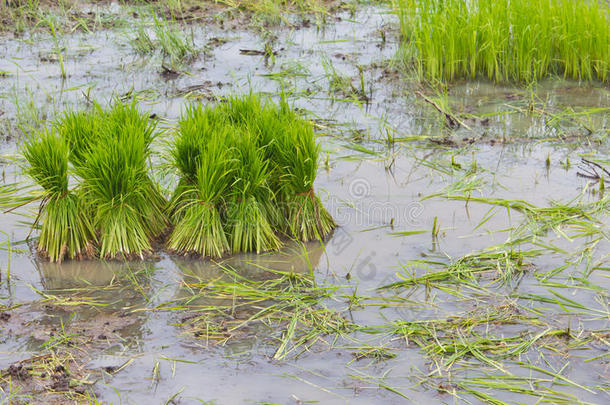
[{"left": 396, "top": 0, "right": 610, "bottom": 83}]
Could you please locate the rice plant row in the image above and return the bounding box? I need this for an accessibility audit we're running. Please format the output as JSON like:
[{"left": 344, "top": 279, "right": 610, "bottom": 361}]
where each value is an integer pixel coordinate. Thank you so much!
[
  {"left": 21, "top": 95, "right": 336, "bottom": 262},
  {"left": 398, "top": 0, "right": 610, "bottom": 83}
]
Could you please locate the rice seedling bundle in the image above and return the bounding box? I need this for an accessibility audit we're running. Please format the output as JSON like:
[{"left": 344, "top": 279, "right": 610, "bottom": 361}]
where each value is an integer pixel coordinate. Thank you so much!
[
  {"left": 22, "top": 130, "right": 95, "bottom": 263},
  {"left": 168, "top": 94, "right": 335, "bottom": 257},
  {"left": 167, "top": 107, "right": 234, "bottom": 257},
  {"left": 22, "top": 95, "right": 334, "bottom": 262},
  {"left": 218, "top": 94, "right": 336, "bottom": 240},
  {"left": 398, "top": 0, "right": 610, "bottom": 83},
  {"left": 269, "top": 100, "right": 336, "bottom": 241},
  {"left": 22, "top": 100, "right": 168, "bottom": 261},
  {"left": 226, "top": 130, "right": 282, "bottom": 254}
]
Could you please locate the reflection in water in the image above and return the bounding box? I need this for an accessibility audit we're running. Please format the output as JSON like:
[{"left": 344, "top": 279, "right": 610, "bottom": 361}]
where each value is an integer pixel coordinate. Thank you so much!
[
  {"left": 174, "top": 239, "right": 326, "bottom": 283},
  {"left": 172, "top": 239, "right": 326, "bottom": 309},
  {"left": 16, "top": 259, "right": 160, "bottom": 353},
  {"left": 35, "top": 259, "right": 153, "bottom": 290},
  {"left": 34, "top": 258, "right": 156, "bottom": 317}
]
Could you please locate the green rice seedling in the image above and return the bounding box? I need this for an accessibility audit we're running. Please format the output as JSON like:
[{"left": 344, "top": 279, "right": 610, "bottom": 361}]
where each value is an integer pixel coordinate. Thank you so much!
[
  {"left": 397, "top": 0, "right": 610, "bottom": 83},
  {"left": 153, "top": 15, "right": 197, "bottom": 66},
  {"left": 168, "top": 135, "right": 234, "bottom": 258},
  {"left": 131, "top": 25, "right": 156, "bottom": 55},
  {"left": 271, "top": 102, "right": 336, "bottom": 241},
  {"left": 130, "top": 16, "right": 198, "bottom": 68},
  {"left": 21, "top": 131, "right": 95, "bottom": 262},
  {"left": 220, "top": 93, "right": 336, "bottom": 240},
  {"left": 75, "top": 105, "right": 167, "bottom": 259},
  {"left": 167, "top": 94, "right": 335, "bottom": 256},
  {"left": 78, "top": 146, "right": 155, "bottom": 259},
  {"left": 166, "top": 102, "right": 227, "bottom": 216},
  {"left": 226, "top": 131, "right": 282, "bottom": 253},
  {"left": 0, "top": 0, "right": 41, "bottom": 34},
  {"left": 55, "top": 109, "right": 103, "bottom": 168},
  {"left": 53, "top": 100, "right": 167, "bottom": 260}
]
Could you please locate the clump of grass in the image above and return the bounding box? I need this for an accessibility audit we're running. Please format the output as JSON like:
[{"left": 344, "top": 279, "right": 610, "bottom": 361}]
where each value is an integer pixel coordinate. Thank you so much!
[
  {"left": 397, "top": 0, "right": 610, "bottom": 83},
  {"left": 216, "top": 94, "right": 336, "bottom": 240},
  {"left": 262, "top": 97, "right": 336, "bottom": 241},
  {"left": 74, "top": 101, "right": 167, "bottom": 259},
  {"left": 130, "top": 16, "right": 198, "bottom": 68},
  {"left": 215, "top": 0, "right": 328, "bottom": 25},
  {"left": 21, "top": 131, "right": 95, "bottom": 263}
]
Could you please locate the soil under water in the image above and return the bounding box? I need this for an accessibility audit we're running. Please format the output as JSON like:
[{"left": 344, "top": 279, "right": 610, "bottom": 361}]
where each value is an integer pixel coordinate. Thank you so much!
[{"left": 0, "top": 3, "right": 608, "bottom": 404}]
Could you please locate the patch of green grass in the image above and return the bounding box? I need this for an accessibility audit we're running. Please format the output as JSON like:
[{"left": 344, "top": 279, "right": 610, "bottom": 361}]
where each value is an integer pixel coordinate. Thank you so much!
[
  {"left": 215, "top": 0, "right": 329, "bottom": 24},
  {"left": 130, "top": 15, "right": 198, "bottom": 68},
  {"left": 321, "top": 58, "right": 369, "bottom": 102},
  {"left": 0, "top": 0, "right": 41, "bottom": 33},
  {"left": 397, "top": 0, "right": 610, "bottom": 83}
]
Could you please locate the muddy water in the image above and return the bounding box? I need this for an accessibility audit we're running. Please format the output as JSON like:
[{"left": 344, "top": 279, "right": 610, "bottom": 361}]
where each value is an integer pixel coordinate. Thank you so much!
[{"left": 0, "top": 4, "right": 609, "bottom": 404}]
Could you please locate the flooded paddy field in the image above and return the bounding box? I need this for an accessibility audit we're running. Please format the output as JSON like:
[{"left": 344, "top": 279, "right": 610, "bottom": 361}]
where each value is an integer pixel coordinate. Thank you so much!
[{"left": 0, "top": 1, "right": 608, "bottom": 404}]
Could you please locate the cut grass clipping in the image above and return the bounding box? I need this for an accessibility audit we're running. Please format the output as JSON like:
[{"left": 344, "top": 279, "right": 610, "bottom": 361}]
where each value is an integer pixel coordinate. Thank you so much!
[
  {"left": 397, "top": 0, "right": 610, "bottom": 83},
  {"left": 168, "top": 94, "right": 336, "bottom": 257},
  {"left": 22, "top": 100, "right": 168, "bottom": 261},
  {"left": 22, "top": 95, "right": 335, "bottom": 262}
]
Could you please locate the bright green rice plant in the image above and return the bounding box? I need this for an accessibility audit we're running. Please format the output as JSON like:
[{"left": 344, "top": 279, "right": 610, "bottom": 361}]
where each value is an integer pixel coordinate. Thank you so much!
[
  {"left": 69, "top": 100, "right": 167, "bottom": 259},
  {"left": 211, "top": 94, "right": 335, "bottom": 242},
  {"left": 22, "top": 130, "right": 95, "bottom": 262},
  {"left": 55, "top": 109, "right": 103, "bottom": 168},
  {"left": 218, "top": 94, "right": 287, "bottom": 228},
  {"left": 167, "top": 103, "right": 223, "bottom": 220},
  {"left": 225, "top": 131, "right": 283, "bottom": 253},
  {"left": 270, "top": 99, "right": 336, "bottom": 241},
  {"left": 397, "top": 0, "right": 610, "bottom": 83},
  {"left": 215, "top": 93, "right": 336, "bottom": 240},
  {"left": 167, "top": 134, "right": 234, "bottom": 258}
]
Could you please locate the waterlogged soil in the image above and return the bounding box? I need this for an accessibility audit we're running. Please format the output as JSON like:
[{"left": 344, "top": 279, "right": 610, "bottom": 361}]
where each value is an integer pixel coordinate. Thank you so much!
[{"left": 0, "top": 3, "right": 609, "bottom": 404}]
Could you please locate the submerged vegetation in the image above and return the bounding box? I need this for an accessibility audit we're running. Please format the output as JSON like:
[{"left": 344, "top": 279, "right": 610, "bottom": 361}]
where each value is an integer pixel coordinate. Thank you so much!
[
  {"left": 397, "top": 0, "right": 610, "bottom": 83},
  {"left": 19, "top": 95, "right": 335, "bottom": 261}
]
